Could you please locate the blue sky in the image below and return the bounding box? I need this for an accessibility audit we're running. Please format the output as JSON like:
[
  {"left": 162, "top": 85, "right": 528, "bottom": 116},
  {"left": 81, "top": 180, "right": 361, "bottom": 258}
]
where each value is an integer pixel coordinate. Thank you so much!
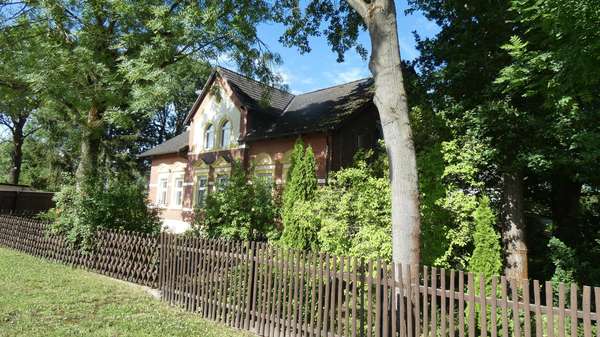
[{"left": 245, "top": 1, "right": 439, "bottom": 94}]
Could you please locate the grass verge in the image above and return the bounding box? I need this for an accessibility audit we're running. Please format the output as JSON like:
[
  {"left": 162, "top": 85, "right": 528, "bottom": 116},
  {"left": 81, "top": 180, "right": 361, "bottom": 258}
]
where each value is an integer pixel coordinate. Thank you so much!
[{"left": 0, "top": 247, "right": 253, "bottom": 337}]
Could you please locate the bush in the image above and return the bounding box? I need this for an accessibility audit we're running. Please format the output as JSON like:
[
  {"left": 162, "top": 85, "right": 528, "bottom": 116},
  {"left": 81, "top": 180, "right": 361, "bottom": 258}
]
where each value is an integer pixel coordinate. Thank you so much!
[
  {"left": 45, "top": 173, "right": 161, "bottom": 249},
  {"left": 280, "top": 140, "right": 318, "bottom": 247},
  {"left": 280, "top": 147, "right": 393, "bottom": 260},
  {"left": 196, "top": 161, "right": 278, "bottom": 241},
  {"left": 469, "top": 197, "right": 502, "bottom": 276}
]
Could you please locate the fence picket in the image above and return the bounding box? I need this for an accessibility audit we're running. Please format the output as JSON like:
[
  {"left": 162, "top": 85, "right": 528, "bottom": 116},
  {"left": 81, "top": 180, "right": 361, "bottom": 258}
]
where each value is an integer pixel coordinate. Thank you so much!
[
  {"left": 570, "top": 283, "right": 578, "bottom": 337},
  {"left": 423, "top": 266, "right": 429, "bottom": 337},
  {"left": 523, "top": 279, "right": 531, "bottom": 337},
  {"left": 449, "top": 270, "right": 456, "bottom": 337},
  {"left": 512, "top": 278, "right": 521, "bottom": 337},
  {"left": 431, "top": 267, "right": 437, "bottom": 337},
  {"left": 503, "top": 277, "right": 510, "bottom": 337},
  {"left": 491, "top": 276, "right": 498, "bottom": 337},
  {"left": 468, "top": 272, "right": 475, "bottom": 337},
  {"left": 534, "top": 279, "right": 542, "bottom": 337},
  {"left": 382, "top": 261, "right": 390, "bottom": 337},
  {"left": 584, "top": 286, "right": 591, "bottom": 337},
  {"left": 480, "top": 274, "right": 487, "bottom": 337},
  {"left": 546, "top": 281, "right": 554, "bottom": 337},
  {"left": 558, "top": 283, "right": 566, "bottom": 337},
  {"left": 367, "top": 259, "right": 374, "bottom": 337},
  {"left": 406, "top": 264, "right": 414, "bottom": 337},
  {"left": 440, "top": 268, "right": 446, "bottom": 337}
]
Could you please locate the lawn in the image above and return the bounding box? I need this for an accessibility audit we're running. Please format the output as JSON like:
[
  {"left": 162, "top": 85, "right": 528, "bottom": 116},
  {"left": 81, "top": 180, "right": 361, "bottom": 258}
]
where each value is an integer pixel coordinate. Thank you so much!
[{"left": 0, "top": 247, "right": 254, "bottom": 337}]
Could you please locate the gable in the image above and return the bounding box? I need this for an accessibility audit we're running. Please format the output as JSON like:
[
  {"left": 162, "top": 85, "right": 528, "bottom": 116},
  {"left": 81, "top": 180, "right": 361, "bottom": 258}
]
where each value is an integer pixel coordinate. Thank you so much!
[{"left": 188, "top": 80, "right": 242, "bottom": 154}]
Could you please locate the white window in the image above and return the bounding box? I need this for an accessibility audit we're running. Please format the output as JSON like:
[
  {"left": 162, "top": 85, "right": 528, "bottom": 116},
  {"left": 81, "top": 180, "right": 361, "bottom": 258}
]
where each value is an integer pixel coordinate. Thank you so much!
[
  {"left": 157, "top": 177, "right": 168, "bottom": 206},
  {"left": 204, "top": 124, "right": 214, "bottom": 150},
  {"left": 196, "top": 176, "right": 208, "bottom": 208},
  {"left": 216, "top": 174, "right": 229, "bottom": 191},
  {"left": 172, "top": 177, "right": 184, "bottom": 207},
  {"left": 220, "top": 121, "right": 231, "bottom": 148}
]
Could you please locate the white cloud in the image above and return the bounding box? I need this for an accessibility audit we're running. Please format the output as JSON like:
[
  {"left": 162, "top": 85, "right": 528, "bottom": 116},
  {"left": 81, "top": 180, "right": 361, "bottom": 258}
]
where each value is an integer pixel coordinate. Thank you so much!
[
  {"left": 275, "top": 66, "right": 315, "bottom": 92},
  {"left": 325, "top": 66, "right": 370, "bottom": 86}
]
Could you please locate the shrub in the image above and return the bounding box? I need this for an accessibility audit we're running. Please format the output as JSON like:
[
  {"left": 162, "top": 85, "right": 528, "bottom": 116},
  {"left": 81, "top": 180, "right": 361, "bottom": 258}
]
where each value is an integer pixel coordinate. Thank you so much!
[
  {"left": 469, "top": 196, "right": 502, "bottom": 277},
  {"left": 280, "top": 140, "right": 318, "bottom": 247},
  {"left": 196, "top": 161, "right": 278, "bottom": 241},
  {"left": 46, "top": 173, "right": 161, "bottom": 249}
]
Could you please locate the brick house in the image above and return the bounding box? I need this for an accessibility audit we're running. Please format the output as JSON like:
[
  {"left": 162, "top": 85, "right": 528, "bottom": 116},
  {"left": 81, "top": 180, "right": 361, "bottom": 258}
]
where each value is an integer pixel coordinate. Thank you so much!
[{"left": 139, "top": 67, "right": 381, "bottom": 233}]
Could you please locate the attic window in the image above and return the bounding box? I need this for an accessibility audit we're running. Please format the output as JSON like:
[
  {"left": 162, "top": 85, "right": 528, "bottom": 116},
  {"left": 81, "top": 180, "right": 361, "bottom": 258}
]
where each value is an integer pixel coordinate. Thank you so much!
[
  {"left": 204, "top": 124, "right": 214, "bottom": 150},
  {"left": 220, "top": 120, "right": 231, "bottom": 148}
]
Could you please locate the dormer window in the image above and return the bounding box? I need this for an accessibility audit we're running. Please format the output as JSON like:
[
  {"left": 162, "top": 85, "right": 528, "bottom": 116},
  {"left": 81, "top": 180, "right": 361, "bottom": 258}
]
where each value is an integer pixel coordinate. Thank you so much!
[
  {"left": 204, "top": 124, "right": 214, "bottom": 150},
  {"left": 220, "top": 120, "right": 231, "bottom": 148}
]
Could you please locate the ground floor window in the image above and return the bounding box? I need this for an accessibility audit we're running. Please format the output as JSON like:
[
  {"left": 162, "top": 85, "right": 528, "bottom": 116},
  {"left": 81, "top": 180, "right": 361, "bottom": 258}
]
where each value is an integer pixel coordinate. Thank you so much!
[
  {"left": 196, "top": 176, "right": 208, "bottom": 208},
  {"left": 157, "top": 177, "right": 168, "bottom": 206},
  {"left": 172, "top": 177, "right": 184, "bottom": 207},
  {"left": 216, "top": 174, "right": 229, "bottom": 191}
]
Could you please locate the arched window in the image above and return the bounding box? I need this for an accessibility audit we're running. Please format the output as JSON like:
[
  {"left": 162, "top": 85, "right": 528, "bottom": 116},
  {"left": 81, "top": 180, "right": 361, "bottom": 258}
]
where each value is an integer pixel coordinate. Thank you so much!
[
  {"left": 204, "top": 124, "right": 214, "bottom": 150},
  {"left": 220, "top": 120, "right": 231, "bottom": 148}
]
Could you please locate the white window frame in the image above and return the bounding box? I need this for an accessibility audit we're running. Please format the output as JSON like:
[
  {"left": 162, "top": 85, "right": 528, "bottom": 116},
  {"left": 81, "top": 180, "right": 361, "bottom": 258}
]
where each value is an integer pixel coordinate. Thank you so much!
[
  {"left": 220, "top": 120, "right": 231, "bottom": 149},
  {"left": 172, "top": 176, "right": 184, "bottom": 208},
  {"left": 195, "top": 175, "right": 209, "bottom": 208},
  {"left": 157, "top": 175, "right": 169, "bottom": 206},
  {"left": 204, "top": 124, "right": 214, "bottom": 150}
]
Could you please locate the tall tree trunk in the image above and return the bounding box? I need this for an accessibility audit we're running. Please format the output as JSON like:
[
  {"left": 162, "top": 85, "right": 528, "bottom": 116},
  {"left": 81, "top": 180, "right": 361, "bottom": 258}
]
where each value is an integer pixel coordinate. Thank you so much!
[
  {"left": 8, "top": 116, "right": 27, "bottom": 185},
  {"left": 501, "top": 172, "right": 528, "bottom": 280},
  {"left": 551, "top": 170, "right": 582, "bottom": 246},
  {"left": 347, "top": 0, "right": 421, "bottom": 266},
  {"left": 75, "top": 105, "right": 103, "bottom": 187}
]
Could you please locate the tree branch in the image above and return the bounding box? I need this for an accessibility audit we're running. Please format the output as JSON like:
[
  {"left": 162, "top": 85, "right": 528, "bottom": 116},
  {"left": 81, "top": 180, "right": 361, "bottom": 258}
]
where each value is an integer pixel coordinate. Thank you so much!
[{"left": 345, "top": 0, "right": 368, "bottom": 18}]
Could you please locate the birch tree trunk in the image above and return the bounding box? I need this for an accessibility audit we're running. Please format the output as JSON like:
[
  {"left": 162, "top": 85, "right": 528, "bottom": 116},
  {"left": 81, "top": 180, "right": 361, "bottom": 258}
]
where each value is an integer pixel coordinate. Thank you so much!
[
  {"left": 501, "top": 172, "right": 528, "bottom": 280},
  {"left": 346, "top": 0, "right": 421, "bottom": 266}
]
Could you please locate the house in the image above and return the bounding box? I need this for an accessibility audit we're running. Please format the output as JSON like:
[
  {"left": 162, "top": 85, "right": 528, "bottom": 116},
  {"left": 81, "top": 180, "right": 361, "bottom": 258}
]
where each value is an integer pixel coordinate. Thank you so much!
[{"left": 139, "top": 67, "right": 381, "bottom": 233}]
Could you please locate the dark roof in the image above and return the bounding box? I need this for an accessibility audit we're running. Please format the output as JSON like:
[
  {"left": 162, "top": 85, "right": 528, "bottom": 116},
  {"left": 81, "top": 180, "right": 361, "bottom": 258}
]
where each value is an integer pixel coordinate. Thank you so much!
[
  {"left": 138, "top": 130, "right": 189, "bottom": 158},
  {"left": 245, "top": 78, "right": 374, "bottom": 140},
  {"left": 217, "top": 67, "right": 294, "bottom": 114}
]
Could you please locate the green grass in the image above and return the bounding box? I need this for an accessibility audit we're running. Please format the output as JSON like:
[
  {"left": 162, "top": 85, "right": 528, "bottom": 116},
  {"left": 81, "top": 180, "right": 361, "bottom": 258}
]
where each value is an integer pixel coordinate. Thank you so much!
[{"left": 0, "top": 247, "right": 254, "bottom": 337}]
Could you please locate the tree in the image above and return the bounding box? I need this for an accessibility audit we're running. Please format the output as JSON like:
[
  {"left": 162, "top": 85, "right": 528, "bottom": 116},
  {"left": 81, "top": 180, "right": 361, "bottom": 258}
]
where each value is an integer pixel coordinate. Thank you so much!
[
  {"left": 280, "top": 141, "right": 319, "bottom": 249},
  {"left": 496, "top": 0, "right": 600, "bottom": 248},
  {"left": 0, "top": 20, "right": 41, "bottom": 185},
  {"left": 408, "top": 0, "right": 531, "bottom": 279},
  {"left": 274, "top": 0, "right": 422, "bottom": 266},
  {"left": 0, "top": 0, "right": 281, "bottom": 190}
]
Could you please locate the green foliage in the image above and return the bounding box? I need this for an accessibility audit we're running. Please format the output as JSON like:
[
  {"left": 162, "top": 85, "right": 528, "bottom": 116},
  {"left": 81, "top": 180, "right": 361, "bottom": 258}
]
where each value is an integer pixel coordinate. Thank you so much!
[
  {"left": 282, "top": 139, "right": 317, "bottom": 210},
  {"left": 280, "top": 148, "right": 393, "bottom": 261},
  {"left": 278, "top": 200, "right": 321, "bottom": 251},
  {"left": 279, "top": 140, "right": 318, "bottom": 248},
  {"left": 45, "top": 173, "right": 161, "bottom": 249},
  {"left": 196, "top": 161, "right": 278, "bottom": 241},
  {"left": 469, "top": 197, "right": 502, "bottom": 277},
  {"left": 548, "top": 237, "right": 577, "bottom": 284}
]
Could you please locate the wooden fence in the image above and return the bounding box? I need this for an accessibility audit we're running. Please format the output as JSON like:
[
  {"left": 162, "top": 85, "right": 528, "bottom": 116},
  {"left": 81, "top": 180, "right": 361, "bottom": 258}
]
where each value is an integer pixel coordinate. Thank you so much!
[
  {"left": 160, "top": 235, "right": 600, "bottom": 337},
  {"left": 1, "top": 214, "right": 599, "bottom": 336},
  {"left": 0, "top": 214, "right": 159, "bottom": 287}
]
